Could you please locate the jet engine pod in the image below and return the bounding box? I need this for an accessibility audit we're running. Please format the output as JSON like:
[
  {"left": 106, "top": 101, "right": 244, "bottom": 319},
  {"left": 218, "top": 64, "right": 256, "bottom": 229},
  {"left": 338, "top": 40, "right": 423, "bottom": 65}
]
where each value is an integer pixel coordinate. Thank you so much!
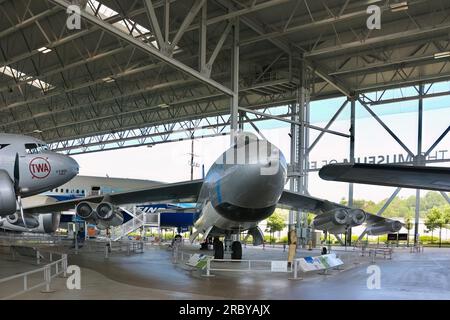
[
  {"left": 0, "top": 170, "right": 17, "bottom": 217},
  {"left": 349, "top": 209, "right": 367, "bottom": 226},
  {"left": 96, "top": 202, "right": 114, "bottom": 220},
  {"left": 40, "top": 213, "right": 61, "bottom": 233},
  {"left": 96, "top": 211, "right": 124, "bottom": 229},
  {"left": 6, "top": 213, "right": 19, "bottom": 224},
  {"left": 6, "top": 213, "right": 39, "bottom": 228},
  {"left": 313, "top": 208, "right": 349, "bottom": 231},
  {"left": 366, "top": 220, "right": 403, "bottom": 236},
  {"left": 75, "top": 202, "right": 96, "bottom": 220}
]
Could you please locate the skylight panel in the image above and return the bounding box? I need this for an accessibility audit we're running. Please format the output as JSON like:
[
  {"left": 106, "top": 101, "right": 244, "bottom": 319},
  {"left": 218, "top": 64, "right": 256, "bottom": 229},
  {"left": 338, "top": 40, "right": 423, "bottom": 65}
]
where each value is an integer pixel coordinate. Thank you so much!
[
  {"left": 0, "top": 66, "right": 55, "bottom": 92},
  {"left": 86, "top": 0, "right": 159, "bottom": 48}
]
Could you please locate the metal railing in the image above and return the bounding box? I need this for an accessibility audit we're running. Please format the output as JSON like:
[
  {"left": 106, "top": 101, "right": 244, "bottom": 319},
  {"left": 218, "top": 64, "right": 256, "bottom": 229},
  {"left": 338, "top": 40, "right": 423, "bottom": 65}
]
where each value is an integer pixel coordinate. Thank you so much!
[
  {"left": 410, "top": 244, "right": 424, "bottom": 253},
  {"left": 204, "top": 258, "right": 292, "bottom": 277},
  {"left": 79, "top": 239, "right": 144, "bottom": 258},
  {"left": 0, "top": 233, "right": 67, "bottom": 246},
  {"left": 0, "top": 252, "right": 68, "bottom": 300},
  {"left": 360, "top": 247, "right": 393, "bottom": 262}
]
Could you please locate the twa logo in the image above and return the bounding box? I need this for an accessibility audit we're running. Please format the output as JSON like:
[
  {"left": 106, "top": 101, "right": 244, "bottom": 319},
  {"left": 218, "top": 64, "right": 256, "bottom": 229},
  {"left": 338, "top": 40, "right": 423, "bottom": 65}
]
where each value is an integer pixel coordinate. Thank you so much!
[{"left": 29, "top": 157, "right": 51, "bottom": 179}]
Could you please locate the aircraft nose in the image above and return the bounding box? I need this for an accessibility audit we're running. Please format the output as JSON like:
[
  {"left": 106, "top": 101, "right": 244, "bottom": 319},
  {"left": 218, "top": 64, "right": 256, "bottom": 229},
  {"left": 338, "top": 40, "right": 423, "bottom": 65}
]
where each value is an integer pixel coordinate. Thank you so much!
[
  {"left": 218, "top": 150, "right": 287, "bottom": 209},
  {"left": 66, "top": 156, "right": 79, "bottom": 178}
]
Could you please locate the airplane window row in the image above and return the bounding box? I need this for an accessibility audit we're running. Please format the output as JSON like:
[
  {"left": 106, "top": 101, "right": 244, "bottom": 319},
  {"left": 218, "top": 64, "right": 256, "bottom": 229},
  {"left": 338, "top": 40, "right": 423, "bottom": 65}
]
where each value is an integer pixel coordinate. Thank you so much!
[
  {"left": 25, "top": 143, "right": 49, "bottom": 154},
  {"left": 51, "top": 189, "right": 86, "bottom": 194}
]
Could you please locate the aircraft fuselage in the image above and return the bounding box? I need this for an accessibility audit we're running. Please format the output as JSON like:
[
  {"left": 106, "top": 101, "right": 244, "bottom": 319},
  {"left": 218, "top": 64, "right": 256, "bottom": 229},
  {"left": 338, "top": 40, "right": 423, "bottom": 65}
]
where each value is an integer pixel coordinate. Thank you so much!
[{"left": 194, "top": 134, "right": 287, "bottom": 236}]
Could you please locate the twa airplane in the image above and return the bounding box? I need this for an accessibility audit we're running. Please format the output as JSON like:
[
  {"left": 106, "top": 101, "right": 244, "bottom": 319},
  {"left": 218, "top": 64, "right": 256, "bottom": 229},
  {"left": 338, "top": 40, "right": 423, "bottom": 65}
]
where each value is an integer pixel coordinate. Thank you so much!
[{"left": 0, "top": 133, "right": 79, "bottom": 232}]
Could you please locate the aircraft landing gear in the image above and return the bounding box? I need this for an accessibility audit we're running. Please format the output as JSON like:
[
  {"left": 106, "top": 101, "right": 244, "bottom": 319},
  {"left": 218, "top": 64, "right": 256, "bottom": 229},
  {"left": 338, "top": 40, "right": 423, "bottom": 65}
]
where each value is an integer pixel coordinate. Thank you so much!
[
  {"left": 224, "top": 234, "right": 242, "bottom": 260},
  {"left": 212, "top": 234, "right": 242, "bottom": 260},
  {"left": 213, "top": 237, "right": 224, "bottom": 259},
  {"left": 231, "top": 241, "right": 242, "bottom": 260}
]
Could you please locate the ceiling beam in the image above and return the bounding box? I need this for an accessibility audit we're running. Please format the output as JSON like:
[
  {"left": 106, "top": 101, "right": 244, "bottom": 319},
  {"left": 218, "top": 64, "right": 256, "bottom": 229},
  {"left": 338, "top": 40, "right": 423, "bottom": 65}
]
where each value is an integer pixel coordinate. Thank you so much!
[
  {"left": 48, "top": 0, "right": 234, "bottom": 96},
  {"left": 305, "top": 22, "right": 450, "bottom": 59}
]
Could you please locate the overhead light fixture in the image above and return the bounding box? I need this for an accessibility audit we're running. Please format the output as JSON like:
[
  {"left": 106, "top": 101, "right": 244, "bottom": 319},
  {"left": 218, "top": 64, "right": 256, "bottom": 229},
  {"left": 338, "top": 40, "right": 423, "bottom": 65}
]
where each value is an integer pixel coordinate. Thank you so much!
[
  {"left": 102, "top": 77, "right": 115, "bottom": 83},
  {"left": 434, "top": 51, "right": 450, "bottom": 59},
  {"left": 158, "top": 103, "right": 169, "bottom": 108},
  {"left": 390, "top": 1, "right": 408, "bottom": 12},
  {"left": 37, "top": 46, "right": 52, "bottom": 54},
  {"left": 33, "top": 129, "right": 43, "bottom": 133}
]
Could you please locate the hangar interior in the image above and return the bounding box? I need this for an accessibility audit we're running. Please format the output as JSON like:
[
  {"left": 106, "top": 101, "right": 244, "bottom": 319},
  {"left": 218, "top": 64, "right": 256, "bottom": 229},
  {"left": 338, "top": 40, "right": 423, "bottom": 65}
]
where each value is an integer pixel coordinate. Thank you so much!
[{"left": 0, "top": 0, "right": 450, "bottom": 300}]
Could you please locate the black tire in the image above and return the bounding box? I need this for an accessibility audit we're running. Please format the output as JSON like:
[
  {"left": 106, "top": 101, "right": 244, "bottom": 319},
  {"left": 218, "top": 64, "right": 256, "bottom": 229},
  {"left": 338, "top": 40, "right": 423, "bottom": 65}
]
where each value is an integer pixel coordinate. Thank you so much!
[
  {"left": 231, "top": 241, "right": 242, "bottom": 260},
  {"left": 214, "top": 240, "right": 224, "bottom": 259}
]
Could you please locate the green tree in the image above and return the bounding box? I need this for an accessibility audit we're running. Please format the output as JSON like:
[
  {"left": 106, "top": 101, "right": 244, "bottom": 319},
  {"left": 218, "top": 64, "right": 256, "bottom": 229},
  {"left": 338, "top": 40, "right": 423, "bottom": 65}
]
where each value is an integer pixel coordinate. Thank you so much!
[
  {"left": 266, "top": 212, "right": 285, "bottom": 244},
  {"left": 307, "top": 213, "right": 314, "bottom": 227},
  {"left": 425, "top": 207, "right": 449, "bottom": 247}
]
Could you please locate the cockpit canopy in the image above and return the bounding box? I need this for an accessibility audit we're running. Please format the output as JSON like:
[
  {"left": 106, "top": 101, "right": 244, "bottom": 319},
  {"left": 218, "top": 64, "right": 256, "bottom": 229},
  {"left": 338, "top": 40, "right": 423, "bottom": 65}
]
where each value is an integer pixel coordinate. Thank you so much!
[{"left": 24, "top": 143, "right": 49, "bottom": 154}]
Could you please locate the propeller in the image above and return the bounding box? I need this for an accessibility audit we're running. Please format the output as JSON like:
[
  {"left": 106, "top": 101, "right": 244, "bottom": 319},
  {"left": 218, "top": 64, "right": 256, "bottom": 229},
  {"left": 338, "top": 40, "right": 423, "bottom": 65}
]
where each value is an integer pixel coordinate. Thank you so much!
[{"left": 13, "top": 153, "right": 28, "bottom": 230}]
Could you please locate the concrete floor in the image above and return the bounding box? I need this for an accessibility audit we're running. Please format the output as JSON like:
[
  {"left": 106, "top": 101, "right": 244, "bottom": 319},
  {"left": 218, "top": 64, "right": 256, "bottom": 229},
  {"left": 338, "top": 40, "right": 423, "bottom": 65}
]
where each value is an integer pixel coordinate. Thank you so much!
[{"left": 2, "top": 243, "right": 449, "bottom": 300}]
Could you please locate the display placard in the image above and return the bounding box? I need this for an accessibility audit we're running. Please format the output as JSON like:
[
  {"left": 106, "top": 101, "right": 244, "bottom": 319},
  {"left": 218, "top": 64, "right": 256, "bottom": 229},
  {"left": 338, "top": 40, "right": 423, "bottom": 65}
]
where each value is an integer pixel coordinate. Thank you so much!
[
  {"left": 271, "top": 261, "right": 288, "bottom": 272},
  {"left": 297, "top": 253, "right": 344, "bottom": 272},
  {"left": 387, "top": 233, "right": 398, "bottom": 241}
]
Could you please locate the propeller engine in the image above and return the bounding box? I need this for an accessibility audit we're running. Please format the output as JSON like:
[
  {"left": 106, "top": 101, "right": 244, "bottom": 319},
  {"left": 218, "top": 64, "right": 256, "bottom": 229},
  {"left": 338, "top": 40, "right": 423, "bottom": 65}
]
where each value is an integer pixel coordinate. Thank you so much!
[
  {"left": 0, "top": 170, "right": 17, "bottom": 217},
  {"left": 12, "top": 153, "right": 29, "bottom": 229},
  {"left": 1, "top": 213, "right": 60, "bottom": 233}
]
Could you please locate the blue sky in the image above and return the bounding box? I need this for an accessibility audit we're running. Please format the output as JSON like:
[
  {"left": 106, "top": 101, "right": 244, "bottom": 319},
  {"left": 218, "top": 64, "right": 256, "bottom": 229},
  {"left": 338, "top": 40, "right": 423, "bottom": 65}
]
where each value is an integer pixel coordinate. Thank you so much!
[{"left": 254, "top": 81, "right": 450, "bottom": 131}]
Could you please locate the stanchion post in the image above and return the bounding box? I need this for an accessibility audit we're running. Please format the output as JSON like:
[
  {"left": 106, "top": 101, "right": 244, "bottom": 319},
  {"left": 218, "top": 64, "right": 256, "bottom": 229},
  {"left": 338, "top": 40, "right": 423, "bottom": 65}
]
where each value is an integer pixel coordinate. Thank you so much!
[
  {"left": 63, "top": 254, "right": 68, "bottom": 277},
  {"left": 294, "top": 260, "right": 298, "bottom": 279},
  {"left": 41, "top": 266, "right": 51, "bottom": 293}
]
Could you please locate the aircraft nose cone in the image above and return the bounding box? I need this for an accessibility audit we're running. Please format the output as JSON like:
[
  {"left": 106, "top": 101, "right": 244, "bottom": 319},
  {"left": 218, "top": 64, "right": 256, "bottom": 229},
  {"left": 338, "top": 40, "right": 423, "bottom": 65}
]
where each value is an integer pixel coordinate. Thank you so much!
[
  {"left": 67, "top": 157, "right": 79, "bottom": 178},
  {"left": 217, "top": 153, "right": 287, "bottom": 209}
]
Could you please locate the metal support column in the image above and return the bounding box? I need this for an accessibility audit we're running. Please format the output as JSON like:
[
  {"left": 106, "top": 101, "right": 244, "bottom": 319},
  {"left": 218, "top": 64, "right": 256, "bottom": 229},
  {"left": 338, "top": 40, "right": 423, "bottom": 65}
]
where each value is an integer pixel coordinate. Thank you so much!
[
  {"left": 289, "top": 101, "right": 298, "bottom": 231},
  {"left": 199, "top": 1, "right": 207, "bottom": 74},
  {"left": 414, "top": 84, "right": 425, "bottom": 245},
  {"left": 347, "top": 98, "right": 356, "bottom": 246},
  {"left": 238, "top": 111, "right": 245, "bottom": 131},
  {"left": 289, "top": 58, "right": 310, "bottom": 239},
  {"left": 230, "top": 18, "right": 239, "bottom": 145}
]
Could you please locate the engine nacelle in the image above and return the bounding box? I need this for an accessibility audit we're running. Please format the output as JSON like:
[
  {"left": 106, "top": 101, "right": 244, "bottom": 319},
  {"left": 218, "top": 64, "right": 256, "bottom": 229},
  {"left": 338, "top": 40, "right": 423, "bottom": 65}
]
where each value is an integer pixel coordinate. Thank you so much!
[
  {"left": 96, "top": 202, "right": 123, "bottom": 226},
  {"left": 40, "top": 213, "right": 61, "bottom": 233},
  {"left": 348, "top": 209, "right": 367, "bottom": 227},
  {"left": 366, "top": 220, "right": 403, "bottom": 236},
  {"left": 6, "top": 213, "right": 39, "bottom": 228},
  {"left": 75, "top": 201, "right": 97, "bottom": 220},
  {"left": 1, "top": 213, "right": 60, "bottom": 233},
  {"left": 0, "top": 170, "right": 17, "bottom": 217},
  {"left": 313, "top": 209, "right": 349, "bottom": 231},
  {"left": 76, "top": 201, "right": 123, "bottom": 229},
  {"left": 96, "top": 212, "right": 124, "bottom": 230},
  {"left": 96, "top": 202, "right": 114, "bottom": 220}
]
